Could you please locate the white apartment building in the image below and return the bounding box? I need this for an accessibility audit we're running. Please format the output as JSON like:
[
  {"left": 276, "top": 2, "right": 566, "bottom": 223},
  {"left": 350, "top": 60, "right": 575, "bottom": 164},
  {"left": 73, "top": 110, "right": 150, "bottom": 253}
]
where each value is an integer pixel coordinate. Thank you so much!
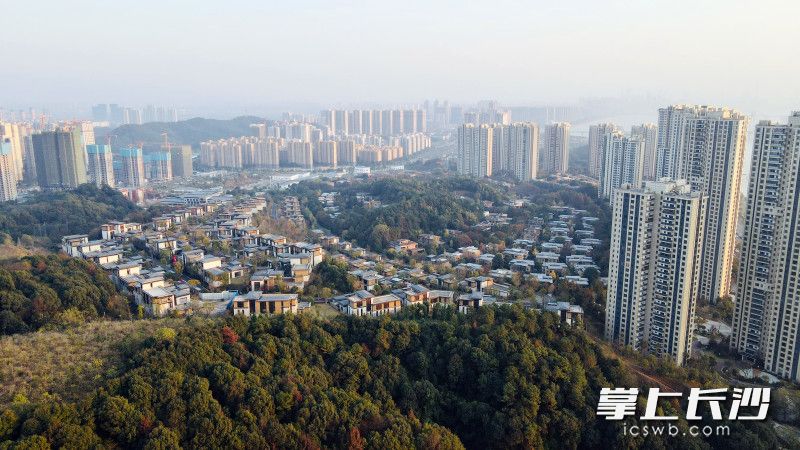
[
  {"left": 599, "top": 131, "right": 644, "bottom": 202},
  {"left": 0, "top": 122, "right": 26, "bottom": 180},
  {"left": 506, "top": 122, "right": 539, "bottom": 182},
  {"left": 0, "top": 139, "right": 18, "bottom": 201},
  {"left": 630, "top": 123, "right": 658, "bottom": 181},
  {"left": 458, "top": 123, "right": 493, "bottom": 178},
  {"left": 606, "top": 180, "right": 706, "bottom": 365},
  {"left": 588, "top": 123, "right": 618, "bottom": 179},
  {"left": 540, "top": 122, "right": 570, "bottom": 176},
  {"left": 86, "top": 144, "right": 115, "bottom": 188}
]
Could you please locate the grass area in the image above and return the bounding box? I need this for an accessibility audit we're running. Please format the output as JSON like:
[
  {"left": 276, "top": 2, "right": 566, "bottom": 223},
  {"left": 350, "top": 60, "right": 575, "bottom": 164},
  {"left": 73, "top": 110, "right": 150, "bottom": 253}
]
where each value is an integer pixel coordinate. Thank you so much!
[
  {"left": 0, "top": 241, "right": 48, "bottom": 262},
  {"left": 304, "top": 303, "right": 341, "bottom": 319},
  {"left": 0, "top": 319, "right": 186, "bottom": 407}
]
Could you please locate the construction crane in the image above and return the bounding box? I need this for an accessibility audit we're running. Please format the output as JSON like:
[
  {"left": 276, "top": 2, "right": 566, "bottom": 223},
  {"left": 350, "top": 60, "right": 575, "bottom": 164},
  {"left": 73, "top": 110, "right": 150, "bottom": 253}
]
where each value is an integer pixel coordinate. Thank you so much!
[{"left": 161, "top": 131, "right": 170, "bottom": 151}]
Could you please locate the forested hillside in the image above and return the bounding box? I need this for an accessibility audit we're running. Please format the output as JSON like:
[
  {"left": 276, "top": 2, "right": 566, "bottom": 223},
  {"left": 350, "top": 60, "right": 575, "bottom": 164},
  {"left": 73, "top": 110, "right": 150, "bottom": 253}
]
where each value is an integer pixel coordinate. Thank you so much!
[
  {"left": 0, "top": 185, "right": 138, "bottom": 248},
  {"left": 0, "top": 307, "right": 782, "bottom": 449},
  {"left": 98, "top": 116, "right": 264, "bottom": 147},
  {"left": 0, "top": 255, "right": 130, "bottom": 335},
  {"left": 290, "top": 177, "right": 507, "bottom": 251}
]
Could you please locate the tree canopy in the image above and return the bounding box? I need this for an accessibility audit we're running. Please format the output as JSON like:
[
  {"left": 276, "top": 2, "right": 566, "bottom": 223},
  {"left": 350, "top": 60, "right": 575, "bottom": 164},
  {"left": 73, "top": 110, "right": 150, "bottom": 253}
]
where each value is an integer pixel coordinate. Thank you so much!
[
  {"left": 0, "top": 255, "right": 130, "bottom": 335},
  {"left": 0, "top": 306, "right": 783, "bottom": 449},
  {"left": 0, "top": 184, "right": 138, "bottom": 248}
]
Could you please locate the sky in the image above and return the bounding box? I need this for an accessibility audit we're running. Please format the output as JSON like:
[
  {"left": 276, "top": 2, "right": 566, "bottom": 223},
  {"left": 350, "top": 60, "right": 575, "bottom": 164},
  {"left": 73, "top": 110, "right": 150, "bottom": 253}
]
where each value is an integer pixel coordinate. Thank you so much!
[{"left": 2, "top": 0, "right": 799, "bottom": 118}]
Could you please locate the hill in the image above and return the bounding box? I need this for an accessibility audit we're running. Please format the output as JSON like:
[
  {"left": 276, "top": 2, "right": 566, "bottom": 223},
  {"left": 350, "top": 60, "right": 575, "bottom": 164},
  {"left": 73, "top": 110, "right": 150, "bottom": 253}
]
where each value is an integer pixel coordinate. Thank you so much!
[
  {"left": 0, "top": 184, "right": 139, "bottom": 248},
  {"left": 0, "top": 318, "right": 186, "bottom": 406},
  {"left": 0, "top": 306, "right": 785, "bottom": 449},
  {"left": 0, "top": 255, "right": 132, "bottom": 335},
  {"left": 97, "top": 116, "right": 265, "bottom": 147}
]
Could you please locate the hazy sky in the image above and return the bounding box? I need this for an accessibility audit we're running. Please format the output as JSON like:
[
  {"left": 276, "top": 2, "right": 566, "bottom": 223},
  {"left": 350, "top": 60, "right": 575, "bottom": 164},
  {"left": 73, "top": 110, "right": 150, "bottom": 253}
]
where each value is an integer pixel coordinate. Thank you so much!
[{"left": 3, "top": 0, "right": 799, "bottom": 117}]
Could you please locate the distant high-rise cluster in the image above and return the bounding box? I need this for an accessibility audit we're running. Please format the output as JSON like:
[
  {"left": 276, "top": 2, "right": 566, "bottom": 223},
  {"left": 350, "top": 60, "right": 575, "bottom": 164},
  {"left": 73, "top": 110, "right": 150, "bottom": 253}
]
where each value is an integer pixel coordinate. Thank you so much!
[
  {"left": 606, "top": 180, "right": 706, "bottom": 365},
  {"left": 732, "top": 112, "right": 800, "bottom": 380},
  {"left": 200, "top": 137, "right": 282, "bottom": 169},
  {"left": 92, "top": 103, "right": 179, "bottom": 126},
  {"left": 463, "top": 109, "right": 511, "bottom": 126},
  {"left": 423, "top": 99, "right": 457, "bottom": 129},
  {"left": 0, "top": 114, "right": 194, "bottom": 197},
  {"left": 591, "top": 123, "right": 657, "bottom": 190},
  {"left": 318, "top": 109, "right": 426, "bottom": 137},
  {"left": 457, "top": 122, "right": 539, "bottom": 181},
  {"left": 0, "top": 120, "right": 102, "bottom": 197},
  {"left": 199, "top": 130, "right": 431, "bottom": 170}
]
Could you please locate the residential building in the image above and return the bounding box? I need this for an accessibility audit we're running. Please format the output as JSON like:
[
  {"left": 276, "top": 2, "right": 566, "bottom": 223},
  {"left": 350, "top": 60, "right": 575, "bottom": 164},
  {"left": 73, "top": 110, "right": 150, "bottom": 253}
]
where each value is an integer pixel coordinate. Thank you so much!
[
  {"left": 169, "top": 144, "right": 193, "bottom": 178},
  {"left": 86, "top": 144, "right": 115, "bottom": 187},
  {"left": 605, "top": 180, "right": 706, "bottom": 365},
  {"left": 540, "top": 122, "right": 570, "bottom": 176},
  {"left": 314, "top": 140, "right": 337, "bottom": 168},
  {"left": 0, "top": 139, "right": 18, "bottom": 201},
  {"left": 588, "top": 123, "right": 617, "bottom": 179},
  {"left": 117, "top": 147, "right": 146, "bottom": 188},
  {"left": 287, "top": 140, "right": 313, "bottom": 169},
  {"left": 599, "top": 131, "right": 644, "bottom": 201},
  {"left": 630, "top": 123, "right": 658, "bottom": 180},
  {"left": 655, "top": 105, "right": 747, "bottom": 301},
  {"left": 458, "top": 123, "right": 493, "bottom": 177},
  {"left": 232, "top": 292, "right": 298, "bottom": 316},
  {"left": 0, "top": 122, "right": 26, "bottom": 180},
  {"left": 144, "top": 151, "right": 172, "bottom": 182},
  {"left": 506, "top": 122, "right": 540, "bottom": 181},
  {"left": 32, "top": 129, "right": 87, "bottom": 189},
  {"left": 732, "top": 112, "right": 800, "bottom": 381}
]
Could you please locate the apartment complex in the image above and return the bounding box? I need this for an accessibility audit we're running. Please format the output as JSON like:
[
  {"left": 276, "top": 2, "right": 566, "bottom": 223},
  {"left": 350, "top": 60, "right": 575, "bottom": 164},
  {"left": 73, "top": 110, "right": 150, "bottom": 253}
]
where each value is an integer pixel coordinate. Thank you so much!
[
  {"left": 320, "top": 108, "right": 426, "bottom": 137},
  {"left": 199, "top": 132, "right": 429, "bottom": 170},
  {"left": 655, "top": 105, "right": 747, "bottom": 301},
  {"left": 605, "top": 180, "right": 706, "bottom": 365},
  {"left": 458, "top": 122, "right": 539, "bottom": 181}
]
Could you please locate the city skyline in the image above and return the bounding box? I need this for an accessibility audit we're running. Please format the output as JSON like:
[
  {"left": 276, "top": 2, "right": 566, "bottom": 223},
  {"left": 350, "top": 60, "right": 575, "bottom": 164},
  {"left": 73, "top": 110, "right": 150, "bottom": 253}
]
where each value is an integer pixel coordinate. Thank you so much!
[{"left": 2, "top": 3, "right": 800, "bottom": 447}]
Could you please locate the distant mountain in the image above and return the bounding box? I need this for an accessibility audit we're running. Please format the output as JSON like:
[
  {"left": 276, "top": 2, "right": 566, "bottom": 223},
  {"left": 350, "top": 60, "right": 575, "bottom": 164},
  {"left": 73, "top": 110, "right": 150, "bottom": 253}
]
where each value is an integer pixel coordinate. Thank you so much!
[{"left": 96, "top": 116, "right": 266, "bottom": 148}]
